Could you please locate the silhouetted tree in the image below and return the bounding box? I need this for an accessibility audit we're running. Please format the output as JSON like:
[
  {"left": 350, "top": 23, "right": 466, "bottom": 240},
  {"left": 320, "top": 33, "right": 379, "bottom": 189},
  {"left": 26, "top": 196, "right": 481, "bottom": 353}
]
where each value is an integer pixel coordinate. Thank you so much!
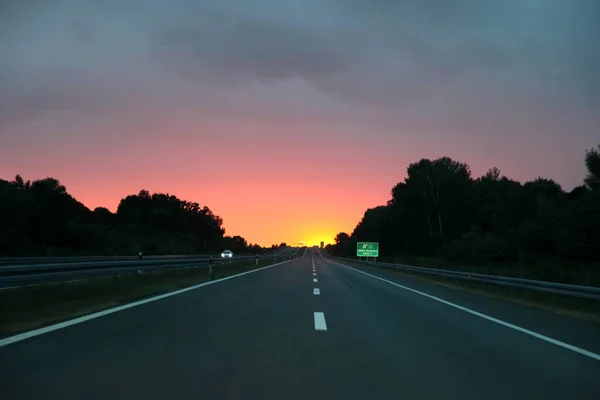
[
  {"left": 0, "top": 176, "right": 258, "bottom": 256},
  {"left": 222, "top": 235, "right": 249, "bottom": 254},
  {"left": 330, "top": 232, "right": 350, "bottom": 256},
  {"left": 584, "top": 145, "right": 600, "bottom": 191},
  {"left": 329, "top": 146, "right": 600, "bottom": 285}
]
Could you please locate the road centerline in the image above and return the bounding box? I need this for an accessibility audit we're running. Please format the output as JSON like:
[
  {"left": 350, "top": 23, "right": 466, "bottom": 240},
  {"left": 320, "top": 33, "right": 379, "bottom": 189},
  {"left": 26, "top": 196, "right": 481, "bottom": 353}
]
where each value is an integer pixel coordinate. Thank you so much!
[{"left": 314, "top": 312, "right": 327, "bottom": 331}]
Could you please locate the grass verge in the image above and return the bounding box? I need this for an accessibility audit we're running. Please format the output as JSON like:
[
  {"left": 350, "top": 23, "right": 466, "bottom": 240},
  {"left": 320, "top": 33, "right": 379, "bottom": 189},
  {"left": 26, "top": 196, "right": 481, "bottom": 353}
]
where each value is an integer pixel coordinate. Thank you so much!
[
  {"left": 374, "top": 255, "right": 600, "bottom": 286},
  {"left": 336, "top": 258, "right": 600, "bottom": 323},
  {"left": 0, "top": 258, "right": 284, "bottom": 338}
]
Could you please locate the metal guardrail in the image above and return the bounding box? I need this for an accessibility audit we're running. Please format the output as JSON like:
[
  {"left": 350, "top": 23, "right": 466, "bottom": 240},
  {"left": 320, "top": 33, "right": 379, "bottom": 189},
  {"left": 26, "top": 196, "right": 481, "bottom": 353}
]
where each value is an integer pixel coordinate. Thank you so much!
[
  {"left": 0, "top": 257, "right": 216, "bottom": 274},
  {"left": 0, "top": 254, "right": 217, "bottom": 266},
  {"left": 0, "top": 248, "right": 304, "bottom": 289},
  {"left": 0, "top": 248, "right": 289, "bottom": 266},
  {"left": 335, "top": 257, "right": 600, "bottom": 301}
]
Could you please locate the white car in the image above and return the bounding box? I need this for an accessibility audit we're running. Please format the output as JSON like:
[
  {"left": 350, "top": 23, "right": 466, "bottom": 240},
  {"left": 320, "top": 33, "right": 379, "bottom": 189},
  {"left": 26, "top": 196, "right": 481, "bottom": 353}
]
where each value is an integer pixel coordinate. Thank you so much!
[{"left": 221, "top": 250, "right": 233, "bottom": 258}]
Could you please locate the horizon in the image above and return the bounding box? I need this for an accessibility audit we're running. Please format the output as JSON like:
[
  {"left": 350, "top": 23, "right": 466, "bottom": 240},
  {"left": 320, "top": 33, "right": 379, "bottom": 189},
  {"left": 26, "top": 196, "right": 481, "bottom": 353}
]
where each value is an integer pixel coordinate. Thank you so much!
[
  {"left": 4, "top": 149, "right": 593, "bottom": 248},
  {"left": 1, "top": 1, "right": 599, "bottom": 247}
]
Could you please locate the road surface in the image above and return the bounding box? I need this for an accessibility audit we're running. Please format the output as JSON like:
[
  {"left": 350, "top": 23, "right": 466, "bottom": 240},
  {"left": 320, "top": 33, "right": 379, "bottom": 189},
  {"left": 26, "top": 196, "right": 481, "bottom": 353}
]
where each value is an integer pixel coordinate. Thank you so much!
[{"left": 1, "top": 251, "right": 599, "bottom": 399}]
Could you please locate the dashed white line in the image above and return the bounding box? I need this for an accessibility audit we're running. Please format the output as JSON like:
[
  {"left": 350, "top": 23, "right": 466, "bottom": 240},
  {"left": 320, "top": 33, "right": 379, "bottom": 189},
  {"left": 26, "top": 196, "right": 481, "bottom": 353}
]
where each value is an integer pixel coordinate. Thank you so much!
[
  {"left": 313, "top": 288, "right": 320, "bottom": 295},
  {"left": 313, "top": 272, "right": 316, "bottom": 276},
  {"left": 313, "top": 278, "right": 318, "bottom": 283},
  {"left": 314, "top": 312, "right": 327, "bottom": 331}
]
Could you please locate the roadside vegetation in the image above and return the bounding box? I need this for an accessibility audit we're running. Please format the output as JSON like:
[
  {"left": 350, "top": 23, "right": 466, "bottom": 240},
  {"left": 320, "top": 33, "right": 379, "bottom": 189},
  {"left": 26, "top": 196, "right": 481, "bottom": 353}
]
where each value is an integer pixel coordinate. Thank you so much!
[
  {"left": 327, "top": 144, "right": 600, "bottom": 286},
  {"left": 0, "top": 177, "right": 286, "bottom": 256}
]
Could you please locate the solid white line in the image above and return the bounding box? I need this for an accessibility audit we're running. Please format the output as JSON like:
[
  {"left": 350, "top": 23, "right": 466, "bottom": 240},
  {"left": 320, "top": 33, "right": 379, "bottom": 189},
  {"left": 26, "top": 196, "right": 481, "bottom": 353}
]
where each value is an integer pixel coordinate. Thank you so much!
[
  {"left": 314, "top": 312, "right": 327, "bottom": 331},
  {"left": 331, "top": 261, "right": 600, "bottom": 362},
  {"left": 313, "top": 278, "right": 318, "bottom": 283},
  {"left": 0, "top": 285, "right": 24, "bottom": 291},
  {"left": 0, "top": 259, "right": 295, "bottom": 348},
  {"left": 312, "top": 259, "right": 315, "bottom": 268},
  {"left": 313, "top": 288, "right": 320, "bottom": 295}
]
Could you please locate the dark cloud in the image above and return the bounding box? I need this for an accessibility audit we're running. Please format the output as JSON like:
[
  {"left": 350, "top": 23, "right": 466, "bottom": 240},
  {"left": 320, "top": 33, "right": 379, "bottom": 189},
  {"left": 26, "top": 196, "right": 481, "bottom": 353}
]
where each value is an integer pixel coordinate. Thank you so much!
[
  {"left": 0, "top": 67, "right": 145, "bottom": 134},
  {"left": 150, "top": 20, "right": 351, "bottom": 84},
  {"left": 143, "top": 0, "right": 600, "bottom": 112},
  {"left": 1, "top": 0, "right": 598, "bottom": 190},
  {"left": 0, "top": 77, "right": 103, "bottom": 134},
  {"left": 343, "top": 0, "right": 488, "bottom": 23},
  {"left": 1, "top": 0, "right": 599, "bottom": 131}
]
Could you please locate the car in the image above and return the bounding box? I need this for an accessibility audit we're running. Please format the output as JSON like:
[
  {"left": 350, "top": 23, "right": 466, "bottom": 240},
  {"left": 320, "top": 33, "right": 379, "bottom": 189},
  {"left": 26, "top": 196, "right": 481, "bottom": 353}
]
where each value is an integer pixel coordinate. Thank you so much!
[{"left": 221, "top": 250, "right": 233, "bottom": 258}]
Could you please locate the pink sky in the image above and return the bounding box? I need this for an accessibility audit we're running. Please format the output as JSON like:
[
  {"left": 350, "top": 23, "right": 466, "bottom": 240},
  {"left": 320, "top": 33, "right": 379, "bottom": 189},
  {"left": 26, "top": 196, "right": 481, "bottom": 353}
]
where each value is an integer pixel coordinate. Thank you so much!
[
  {"left": 1, "top": 1, "right": 598, "bottom": 246},
  {"left": 1, "top": 111, "right": 595, "bottom": 247}
]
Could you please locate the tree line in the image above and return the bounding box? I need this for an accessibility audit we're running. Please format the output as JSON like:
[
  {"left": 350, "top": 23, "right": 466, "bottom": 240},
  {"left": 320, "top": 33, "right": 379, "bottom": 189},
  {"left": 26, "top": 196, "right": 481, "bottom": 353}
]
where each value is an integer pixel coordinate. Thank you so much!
[
  {"left": 0, "top": 177, "right": 270, "bottom": 256},
  {"left": 327, "top": 145, "right": 600, "bottom": 285}
]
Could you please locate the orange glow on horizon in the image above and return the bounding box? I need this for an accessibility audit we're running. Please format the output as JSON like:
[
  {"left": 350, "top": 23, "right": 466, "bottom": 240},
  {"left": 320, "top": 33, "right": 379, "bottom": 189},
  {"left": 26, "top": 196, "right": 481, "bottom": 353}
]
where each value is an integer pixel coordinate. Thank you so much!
[
  {"left": 0, "top": 120, "right": 434, "bottom": 248},
  {"left": 303, "top": 233, "right": 336, "bottom": 247},
  {"left": 1, "top": 10, "right": 595, "bottom": 252}
]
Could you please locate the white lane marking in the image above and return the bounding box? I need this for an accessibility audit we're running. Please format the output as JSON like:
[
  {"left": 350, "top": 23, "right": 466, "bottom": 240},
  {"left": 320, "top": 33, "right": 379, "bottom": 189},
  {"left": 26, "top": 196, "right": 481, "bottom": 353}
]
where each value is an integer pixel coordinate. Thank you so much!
[
  {"left": 312, "top": 259, "right": 315, "bottom": 268},
  {"left": 331, "top": 261, "right": 600, "bottom": 362},
  {"left": 0, "top": 285, "right": 24, "bottom": 291},
  {"left": 0, "top": 259, "right": 296, "bottom": 348},
  {"left": 313, "top": 278, "right": 318, "bottom": 283},
  {"left": 313, "top": 288, "right": 320, "bottom": 295},
  {"left": 314, "top": 312, "right": 327, "bottom": 331},
  {"left": 313, "top": 272, "right": 316, "bottom": 276}
]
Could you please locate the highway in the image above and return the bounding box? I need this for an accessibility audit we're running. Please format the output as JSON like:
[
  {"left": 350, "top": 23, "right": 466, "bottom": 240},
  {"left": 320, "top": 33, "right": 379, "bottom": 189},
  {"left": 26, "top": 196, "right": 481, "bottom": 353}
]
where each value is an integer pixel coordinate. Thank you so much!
[
  {"left": 1, "top": 250, "right": 599, "bottom": 399},
  {"left": 0, "top": 247, "right": 299, "bottom": 288}
]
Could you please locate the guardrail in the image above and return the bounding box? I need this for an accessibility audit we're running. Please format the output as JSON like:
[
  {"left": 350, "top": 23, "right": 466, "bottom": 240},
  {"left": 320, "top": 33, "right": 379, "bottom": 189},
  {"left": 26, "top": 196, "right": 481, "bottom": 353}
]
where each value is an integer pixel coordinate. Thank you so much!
[
  {"left": 0, "top": 248, "right": 304, "bottom": 289},
  {"left": 0, "top": 249, "right": 289, "bottom": 266},
  {"left": 0, "top": 254, "right": 218, "bottom": 266},
  {"left": 335, "top": 257, "right": 600, "bottom": 301}
]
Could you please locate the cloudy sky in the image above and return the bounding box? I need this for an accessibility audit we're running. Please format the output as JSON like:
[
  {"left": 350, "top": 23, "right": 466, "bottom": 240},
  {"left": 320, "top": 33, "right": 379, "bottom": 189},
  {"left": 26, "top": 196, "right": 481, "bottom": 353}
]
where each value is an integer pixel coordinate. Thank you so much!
[{"left": 1, "top": 0, "right": 599, "bottom": 245}]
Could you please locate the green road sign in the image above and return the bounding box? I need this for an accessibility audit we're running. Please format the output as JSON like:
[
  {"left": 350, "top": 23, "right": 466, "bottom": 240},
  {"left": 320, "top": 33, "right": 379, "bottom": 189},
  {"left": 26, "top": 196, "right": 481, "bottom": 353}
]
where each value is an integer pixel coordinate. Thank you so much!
[{"left": 357, "top": 242, "right": 379, "bottom": 257}]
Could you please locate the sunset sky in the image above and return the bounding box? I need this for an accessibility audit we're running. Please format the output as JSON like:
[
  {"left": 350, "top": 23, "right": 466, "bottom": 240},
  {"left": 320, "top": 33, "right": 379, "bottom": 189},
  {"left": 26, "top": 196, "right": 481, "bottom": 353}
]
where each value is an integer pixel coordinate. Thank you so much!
[{"left": 1, "top": 1, "right": 599, "bottom": 247}]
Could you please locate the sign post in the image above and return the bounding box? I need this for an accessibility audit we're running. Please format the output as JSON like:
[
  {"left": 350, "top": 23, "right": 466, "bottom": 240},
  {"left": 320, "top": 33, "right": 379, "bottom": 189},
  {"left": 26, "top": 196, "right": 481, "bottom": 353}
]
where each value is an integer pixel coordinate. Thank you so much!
[{"left": 356, "top": 242, "right": 379, "bottom": 261}]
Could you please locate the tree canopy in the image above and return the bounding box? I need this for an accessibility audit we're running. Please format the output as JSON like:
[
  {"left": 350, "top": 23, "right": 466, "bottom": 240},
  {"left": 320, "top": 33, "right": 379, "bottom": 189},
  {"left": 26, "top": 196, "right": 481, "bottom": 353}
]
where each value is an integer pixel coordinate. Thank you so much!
[
  {"left": 327, "top": 145, "right": 600, "bottom": 285},
  {"left": 0, "top": 178, "right": 263, "bottom": 256}
]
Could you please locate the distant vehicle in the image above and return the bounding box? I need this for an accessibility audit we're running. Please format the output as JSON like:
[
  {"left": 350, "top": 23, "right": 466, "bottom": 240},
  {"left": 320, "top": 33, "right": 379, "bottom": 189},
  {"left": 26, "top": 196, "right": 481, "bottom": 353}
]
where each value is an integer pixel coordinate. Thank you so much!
[
  {"left": 314, "top": 250, "right": 319, "bottom": 254},
  {"left": 221, "top": 250, "right": 233, "bottom": 258}
]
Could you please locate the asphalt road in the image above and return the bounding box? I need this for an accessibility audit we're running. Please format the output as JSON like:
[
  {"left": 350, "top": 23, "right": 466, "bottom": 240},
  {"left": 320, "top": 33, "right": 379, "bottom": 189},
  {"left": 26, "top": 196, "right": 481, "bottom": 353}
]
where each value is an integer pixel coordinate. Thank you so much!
[{"left": 1, "top": 251, "right": 599, "bottom": 399}]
